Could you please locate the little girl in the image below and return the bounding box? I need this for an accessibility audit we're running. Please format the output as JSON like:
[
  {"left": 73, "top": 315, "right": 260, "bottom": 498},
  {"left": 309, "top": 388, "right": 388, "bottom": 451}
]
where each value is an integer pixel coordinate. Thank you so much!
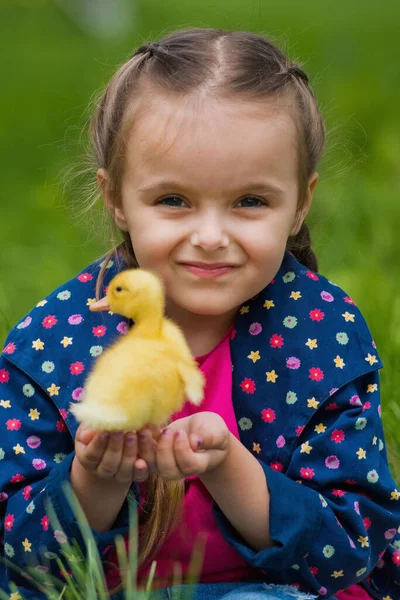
[{"left": 1, "top": 28, "right": 399, "bottom": 600}]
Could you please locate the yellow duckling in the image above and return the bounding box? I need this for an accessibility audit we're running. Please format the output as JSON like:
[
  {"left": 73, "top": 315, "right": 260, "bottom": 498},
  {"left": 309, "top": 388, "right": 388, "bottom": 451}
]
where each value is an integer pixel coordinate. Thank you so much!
[{"left": 69, "top": 269, "right": 205, "bottom": 431}]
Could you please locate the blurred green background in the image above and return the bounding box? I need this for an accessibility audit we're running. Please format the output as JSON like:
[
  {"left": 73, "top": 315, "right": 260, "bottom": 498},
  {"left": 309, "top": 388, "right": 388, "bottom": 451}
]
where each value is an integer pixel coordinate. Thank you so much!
[{"left": 0, "top": 0, "right": 399, "bottom": 462}]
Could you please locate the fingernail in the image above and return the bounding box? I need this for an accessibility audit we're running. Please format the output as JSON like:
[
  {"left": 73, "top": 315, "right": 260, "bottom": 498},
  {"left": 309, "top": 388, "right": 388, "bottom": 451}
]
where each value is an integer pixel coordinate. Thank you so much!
[
  {"left": 126, "top": 433, "right": 136, "bottom": 444},
  {"left": 162, "top": 428, "right": 170, "bottom": 436},
  {"left": 196, "top": 436, "right": 202, "bottom": 448},
  {"left": 101, "top": 433, "right": 109, "bottom": 442},
  {"left": 175, "top": 431, "right": 182, "bottom": 439}
]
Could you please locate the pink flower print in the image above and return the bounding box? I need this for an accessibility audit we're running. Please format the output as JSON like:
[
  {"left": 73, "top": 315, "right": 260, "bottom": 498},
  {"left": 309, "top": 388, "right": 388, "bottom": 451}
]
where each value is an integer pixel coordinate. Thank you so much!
[
  {"left": 54, "top": 530, "right": 68, "bottom": 544},
  {"left": 344, "top": 296, "right": 356, "bottom": 306},
  {"left": 378, "top": 404, "right": 381, "bottom": 417},
  {"left": 332, "top": 489, "right": 346, "bottom": 497},
  {"left": 117, "top": 321, "right": 128, "bottom": 335},
  {"left": 350, "top": 395, "right": 362, "bottom": 406},
  {"left": 240, "top": 378, "right": 256, "bottom": 394},
  {"left": 309, "top": 309, "right": 325, "bottom": 322},
  {"left": 70, "top": 361, "right": 84, "bottom": 375},
  {"left": 392, "top": 552, "right": 400, "bottom": 566},
  {"left": 306, "top": 271, "right": 319, "bottom": 281},
  {"left": 270, "top": 462, "right": 283, "bottom": 472},
  {"left": 22, "top": 486, "right": 32, "bottom": 500},
  {"left": 318, "top": 587, "right": 328, "bottom": 596},
  {"left": 17, "top": 316, "right": 32, "bottom": 329},
  {"left": 41, "top": 515, "right": 50, "bottom": 531},
  {"left": 2, "top": 342, "right": 16, "bottom": 355},
  {"left": 27, "top": 436, "right": 41, "bottom": 449},
  {"left": 276, "top": 435, "right": 286, "bottom": 448},
  {"left": 331, "top": 429, "right": 345, "bottom": 443},
  {"left": 286, "top": 356, "right": 301, "bottom": 370},
  {"left": 270, "top": 333, "right": 284, "bottom": 348},
  {"left": 10, "top": 474, "right": 25, "bottom": 483},
  {"left": 309, "top": 367, "right": 324, "bottom": 381},
  {"left": 385, "top": 528, "right": 396, "bottom": 540},
  {"left": 32, "top": 458, "right": 46, "bottom": 470},
  {"left": 68, "top": 314, "right": 83, "bottom": 325},
  {"left": 77, "top": 272, "right": 93, "bottom": 282},
  {"left": 325, "top": 455, "right": 340, "bottom": 469},
  {"left": 296, "top": 425, "right": 305, "bottom": 437},
  {"left": 0, "top": 368, "right": 10, "bottom": 383},
  {"left": 4, "top": 514, "right": 14, "bottom": 531},
  {"left": 93, "top": 325, "right": 107, "bottom": 337},
  {"left": 325, "top": 402, "right": 339, "bottom": 411},
  {"left": 6, "top": 418, "right": 21, "bottom": 431},
  {"left": 56, "top": 419, "right": 67, "bottom": 432},
  {"left": 72, "top": 387, "right": 84, "bottom": 402},
  {"left": 362, "top": 401, "right": 371, "bottom": 412},
  {"left": 261, "top": 408, "right": 276, "bottom": 423},
  {"left": 309, "top": 567, "right": 319, "bottom": 576},
  {"left": 372, "top": 340, "right": 377, "bottom": 349},
  {"left": 0, "top": 492, "right": 8, "bottom": 501},
  {"left": 329, "top": 387, "right": 339, "bottom": 396},
  {"left": 59, "top": 408, "right": 68, "bottom": 419},
  {"left": 348, "top": 536, "right": 356, "bottom": 549},
  {"left": 42, "top": 315, "right": 57, "bottom": 329},
  {"left": 300, "top": 467, "right": 315, "bottom": 480},
  {"left": 354, "top": 501, "right": 360, "bottom": 514},
  {"left": 363, "top": 517, "right": 372, "bottom": 530},
  {"left": 249, "top": 322, "right": 262, "bottom": 335},
  {"left": 321, "top": 291, "right": 334, "bottom": 302}
]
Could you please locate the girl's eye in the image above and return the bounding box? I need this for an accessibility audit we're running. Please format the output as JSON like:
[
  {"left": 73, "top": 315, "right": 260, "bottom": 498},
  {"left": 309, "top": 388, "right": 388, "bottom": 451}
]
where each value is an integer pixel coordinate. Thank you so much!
[
  {"left": 157, "top": 196, "right": 187, "bottom": 208},
  {"left": 237, "top": 196, "right": 266, "bottom": 208}
]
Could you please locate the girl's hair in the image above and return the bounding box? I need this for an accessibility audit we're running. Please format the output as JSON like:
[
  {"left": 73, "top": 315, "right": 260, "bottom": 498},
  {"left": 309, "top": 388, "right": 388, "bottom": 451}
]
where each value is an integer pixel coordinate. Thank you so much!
[{"left": 87, "top": 28, "right": 325, "bottom": 581}]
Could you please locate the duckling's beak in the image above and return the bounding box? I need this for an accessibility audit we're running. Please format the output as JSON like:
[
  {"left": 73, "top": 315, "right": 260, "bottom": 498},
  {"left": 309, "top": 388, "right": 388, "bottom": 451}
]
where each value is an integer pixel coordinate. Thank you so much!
[{"left": 89, "top": 297, "right": 111, "bottom": 312}]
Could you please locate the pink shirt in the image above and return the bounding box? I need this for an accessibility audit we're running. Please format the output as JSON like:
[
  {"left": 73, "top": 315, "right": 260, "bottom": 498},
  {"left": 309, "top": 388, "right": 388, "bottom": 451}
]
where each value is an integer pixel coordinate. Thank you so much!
[{"left": 105, "top": 328, "right": 371, "bottom": 598}]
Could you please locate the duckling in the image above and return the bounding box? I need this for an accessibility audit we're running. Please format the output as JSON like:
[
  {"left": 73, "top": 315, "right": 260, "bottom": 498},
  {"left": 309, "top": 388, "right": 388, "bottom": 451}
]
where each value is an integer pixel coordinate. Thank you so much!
[{"left": 69, "top": 269, "right": 205, "bottom": 431}]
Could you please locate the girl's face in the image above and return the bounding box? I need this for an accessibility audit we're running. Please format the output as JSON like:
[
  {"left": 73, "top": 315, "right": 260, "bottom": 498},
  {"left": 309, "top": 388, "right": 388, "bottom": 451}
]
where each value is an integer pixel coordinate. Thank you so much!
[{"left": 100, "top": 93, "right": 317, "bottom": 321}]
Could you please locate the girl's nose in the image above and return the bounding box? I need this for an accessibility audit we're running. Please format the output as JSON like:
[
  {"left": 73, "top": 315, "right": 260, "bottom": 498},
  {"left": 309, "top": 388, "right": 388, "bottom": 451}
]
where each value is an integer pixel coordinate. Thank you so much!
[{"left": 190, "top": 218, "right": 229, "bottom": 251}]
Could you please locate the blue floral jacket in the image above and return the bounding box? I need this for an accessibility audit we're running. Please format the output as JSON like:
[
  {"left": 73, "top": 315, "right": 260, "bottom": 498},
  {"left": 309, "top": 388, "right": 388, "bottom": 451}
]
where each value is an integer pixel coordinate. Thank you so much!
[{"left": 0, "top": 252, "right": 399, "bottom": 599}]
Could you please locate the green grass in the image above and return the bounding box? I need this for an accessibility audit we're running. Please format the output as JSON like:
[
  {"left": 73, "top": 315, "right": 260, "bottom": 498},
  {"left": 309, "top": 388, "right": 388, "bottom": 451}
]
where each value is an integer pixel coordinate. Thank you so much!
[{"left": 0, "top": 0, "right": 399, "bottom": 462}]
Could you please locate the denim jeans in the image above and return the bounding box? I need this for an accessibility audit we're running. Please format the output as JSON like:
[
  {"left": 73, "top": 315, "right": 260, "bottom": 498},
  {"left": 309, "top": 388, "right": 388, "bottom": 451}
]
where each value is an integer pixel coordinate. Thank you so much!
[{"left": 112, "top": 582, "right": 337, "bottom": 600}]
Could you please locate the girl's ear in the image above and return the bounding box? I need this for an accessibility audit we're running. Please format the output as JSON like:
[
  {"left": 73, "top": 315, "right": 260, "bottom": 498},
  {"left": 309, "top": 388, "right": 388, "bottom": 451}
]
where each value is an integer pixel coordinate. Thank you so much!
[
  {"left": 291, "top": 172, "right": 319, "bottom": 236},
  {"left": 97, "top": 168, "right": 129, "bottom": 232}
]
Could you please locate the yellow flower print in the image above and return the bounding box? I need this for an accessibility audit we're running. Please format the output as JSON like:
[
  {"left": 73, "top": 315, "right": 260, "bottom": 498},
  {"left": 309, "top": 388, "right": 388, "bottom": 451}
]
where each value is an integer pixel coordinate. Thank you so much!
[
  {"left": 290, "top": 291, "right": 302, "bottom": 300},
  {"left": 47, "top": 384, "right": 60, "bottom": 397},
  {"left": 372, "top": 436, "right": 377, "bottom": 445},
  {"left": 331, "top": 571, "right": 344, "bottom": 578},
  {"left": 342, "top": 311, "right": 355, "bottom": 322},
  {"left": 22, "top": 538, "right": 32, "bottom": 552},
  {"left": 240, "top": 305, "right": 250, "bottom": 315},
  {"left": 314, "top": 423, "right": 326, "bottom": 434},
  {"left": 300, "top": 441, "right": 312, "bottom": 454},
  {"left": 13, "top": 444, "right": 25, "bottom": 455},
  {"left": 29, "top": 408, "right": 40, "bottom": 420},
  {"left": 263, "top": 300, "right": 275, "bottom": 310},
  {"left": 390, "top": 489, "right": 400, "bottom": 500},
  {"left": 0, "top": 400, "right": 11, "bottom": 408},
  {"left": 32, "top": 339, "right": 44, "bottom": 351},
  {"left": 365, "top": 353, "right": 378, "bottom": 366},
  {"left": 367, "top": 383, "right": 378, "bottom": 393},
  {"left": 248, "top": 351, "right": 260, "bottom": 363},
  {"left": 305, "top": 338, "right": 318, "bottom": 349},
  {"left": 61, "top": 336, "right": 73, "bottom": 348},
  {"left": 357, "top": 535, "right": 369, "bottom": 548},
  {"left": 356, "top": 448, "right": 367, "bottom": 459},
  {"left": 87, "top": 298, "right": 97, "bottom": 306},
  {"left": 307, "top": 398, "right": 319, "bottom": 409},
  {"left": 36, "top": 300, "right": 47, "bottom": 307},
  {"left": 10, "top": 592, "right": 22, "bottom": 600},
  {"left": 266, "top": 370, "right": 278, "bottom": 383},
  {"left": 253, "top": 443, "right": 261, "bottom": 454},
  {"left": 334, "top": 355, "right": 345, "bottom": 369}
]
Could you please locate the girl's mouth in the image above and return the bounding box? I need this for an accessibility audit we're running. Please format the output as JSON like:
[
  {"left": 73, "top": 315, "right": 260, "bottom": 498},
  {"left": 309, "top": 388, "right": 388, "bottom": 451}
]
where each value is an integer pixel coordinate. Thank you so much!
[{"left": 178, "top": 263, "right": 238, "bottom": 278}]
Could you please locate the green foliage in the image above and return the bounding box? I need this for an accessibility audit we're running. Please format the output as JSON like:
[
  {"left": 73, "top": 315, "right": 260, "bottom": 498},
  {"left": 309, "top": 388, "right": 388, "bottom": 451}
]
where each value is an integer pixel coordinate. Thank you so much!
[{"left": 0, "top": 1, "right": 398, "bottom": 453}]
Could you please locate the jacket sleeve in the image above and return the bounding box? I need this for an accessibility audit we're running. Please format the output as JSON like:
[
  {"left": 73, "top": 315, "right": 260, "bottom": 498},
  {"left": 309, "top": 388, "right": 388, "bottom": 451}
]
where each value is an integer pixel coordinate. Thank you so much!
[
  {"left": 213, "top": 370, "right": 400, "bottom": 597},
  {"left": 0, "top": 355, "right": 139, "bottom": 596}
]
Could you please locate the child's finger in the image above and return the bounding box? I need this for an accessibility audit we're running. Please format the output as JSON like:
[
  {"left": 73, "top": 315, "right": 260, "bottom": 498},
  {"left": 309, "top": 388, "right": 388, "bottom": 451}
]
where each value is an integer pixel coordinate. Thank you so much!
[
  {"left": 76, "top": 430, "right": 109, "bottom": 471},
  {"left": 156, "top": 428, "right": 183, "bottom": 479},
  {"left": 115, "top": 432, "right": 138, "bottom": 484},
  {"left": 96, "top": 432, "right": 124, "bottom": 478},
  {"left": 137, "top": 429, "right": 157, "bottom": 473},
  {"left": 76, "top": 424, "right": 97, "bottom": 446},
  {"left": 133, "top": 458, "right": 150, "bottom": 482},
  {"left": 174, "top": 431, "right": 205, "bottom": 476}
]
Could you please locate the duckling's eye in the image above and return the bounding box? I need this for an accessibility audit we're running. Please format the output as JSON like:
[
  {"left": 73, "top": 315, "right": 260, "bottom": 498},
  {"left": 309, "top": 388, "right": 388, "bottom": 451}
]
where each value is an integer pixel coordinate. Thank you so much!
[{"left": 115, "top": 286, "right": 123, "bottom": 292}]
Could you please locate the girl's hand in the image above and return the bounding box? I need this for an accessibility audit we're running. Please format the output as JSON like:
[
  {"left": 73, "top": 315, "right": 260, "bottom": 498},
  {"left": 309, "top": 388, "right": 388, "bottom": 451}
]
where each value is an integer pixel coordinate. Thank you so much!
[{"left": 134, "top": 412, "right": 231, "bottom": 481}]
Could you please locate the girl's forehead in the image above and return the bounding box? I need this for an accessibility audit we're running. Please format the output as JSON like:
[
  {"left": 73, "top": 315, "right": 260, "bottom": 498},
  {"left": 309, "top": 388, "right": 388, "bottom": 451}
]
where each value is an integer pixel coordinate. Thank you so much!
[{"left": 124, "top": 93, "right": 299, "bottom": 184}]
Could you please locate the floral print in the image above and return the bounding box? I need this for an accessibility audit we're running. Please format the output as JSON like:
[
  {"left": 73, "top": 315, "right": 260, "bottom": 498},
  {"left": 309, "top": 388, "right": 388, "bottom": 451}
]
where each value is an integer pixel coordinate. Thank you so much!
[{"left": 0, "top": 251, "right": 399, "bottom": 600}]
